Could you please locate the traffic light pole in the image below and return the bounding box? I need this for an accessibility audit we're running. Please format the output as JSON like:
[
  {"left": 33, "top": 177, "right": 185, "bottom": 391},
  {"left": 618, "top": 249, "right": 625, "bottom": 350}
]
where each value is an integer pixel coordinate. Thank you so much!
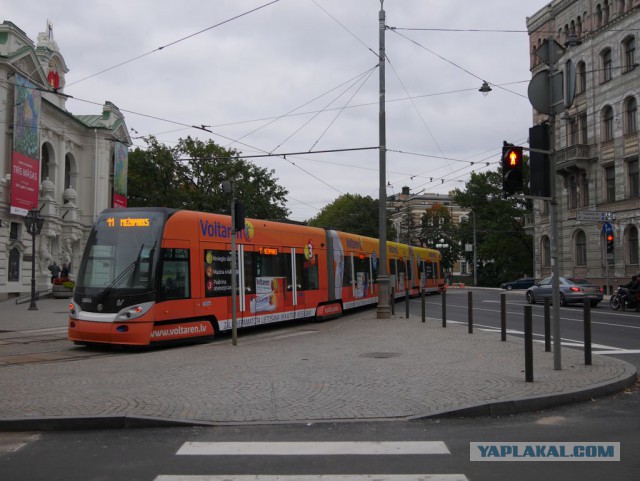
[{"left": 548, "top": 49, "right": 562, "bottom": 371}]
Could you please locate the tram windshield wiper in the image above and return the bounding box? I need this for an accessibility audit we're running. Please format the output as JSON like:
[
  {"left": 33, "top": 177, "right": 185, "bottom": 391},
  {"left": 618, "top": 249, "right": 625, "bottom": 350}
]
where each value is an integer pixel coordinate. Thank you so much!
[{"left": 97, "top": 243, "right": 149, "bottom": 303}]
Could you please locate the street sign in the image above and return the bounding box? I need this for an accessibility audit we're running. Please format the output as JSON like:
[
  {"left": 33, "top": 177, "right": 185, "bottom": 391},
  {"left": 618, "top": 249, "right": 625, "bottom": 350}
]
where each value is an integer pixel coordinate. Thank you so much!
[
  {"left": 577, "top": 211, "right": 612, "bottom": 221},
  {"left": 602, "top": 221, "right": 613, "bottom": 233},
  {"left": 535, "top": 39, "right": 565, "bottom": 66},
  {"left": 528, "top": 69, "right": 565, "bottom": 115}
]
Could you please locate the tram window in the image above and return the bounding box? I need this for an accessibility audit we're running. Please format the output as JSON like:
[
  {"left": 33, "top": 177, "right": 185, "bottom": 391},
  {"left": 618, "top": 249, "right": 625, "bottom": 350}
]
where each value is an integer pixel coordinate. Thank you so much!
[
  {"left": 160, "top": 248, "right": 190, "bottom": 300},
  {"left": 342, "top": 255, "right": 352, "bottom": 288},
  {"left": 243, "top": 251, "right": 255, "bottom": 294},
  {"left": 389, "top": 259, "right": 397, "bottom": 276},
  {"left": 354, "top": 256, "right": 369, "bottom": 284},
  {"left": 204, "top": 249, "right": 232, "bottom": 298},
  {"left": 405, "top": 260, "right": 412, "bottom": 280},
  {"left": 297, "top": 253, "right": 319, "bottom": 290}
]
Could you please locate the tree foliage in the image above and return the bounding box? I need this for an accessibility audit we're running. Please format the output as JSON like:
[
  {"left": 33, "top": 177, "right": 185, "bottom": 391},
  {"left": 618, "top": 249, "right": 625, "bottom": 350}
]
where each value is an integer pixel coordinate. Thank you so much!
[
  {"left": 419, "top": 204, "right": 460, "bottom": 272},
  {"left": 398, "top": 207, "right": 421, "bottom": 246},
  {"left": 452, "top": 169, "right": 533, "bottom": 286},
  {"left": 307, "top": 194, "right": 384, "bottom": 238},
  {"left": 127, "top": 136, "right": 290, "bottom": 219}
]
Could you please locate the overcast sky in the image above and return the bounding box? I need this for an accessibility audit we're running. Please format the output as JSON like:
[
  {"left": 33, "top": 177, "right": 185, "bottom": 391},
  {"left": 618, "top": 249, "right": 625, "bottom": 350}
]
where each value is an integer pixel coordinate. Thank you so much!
[{"left": 4, "top": 0, "right": 546, "bottom": 221}]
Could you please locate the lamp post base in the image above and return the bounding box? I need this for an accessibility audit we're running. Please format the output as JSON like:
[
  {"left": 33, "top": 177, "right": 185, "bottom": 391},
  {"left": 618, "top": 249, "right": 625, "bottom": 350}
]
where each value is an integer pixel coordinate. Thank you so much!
[{"left": 376, "top": 275, "right": 391, "bottom": 319}]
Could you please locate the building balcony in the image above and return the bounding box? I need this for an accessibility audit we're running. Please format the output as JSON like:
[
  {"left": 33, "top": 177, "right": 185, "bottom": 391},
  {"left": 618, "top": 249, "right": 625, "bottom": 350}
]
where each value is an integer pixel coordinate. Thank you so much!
[{"left": 555, "top": 144, "right": 596, "bottom": 175}]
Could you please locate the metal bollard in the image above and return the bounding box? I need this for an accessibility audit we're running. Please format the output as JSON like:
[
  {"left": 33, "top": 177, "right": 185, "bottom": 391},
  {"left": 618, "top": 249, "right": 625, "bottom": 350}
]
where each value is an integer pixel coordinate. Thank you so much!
[
  {"left": 405, "top": 289, "right": 410, "bottom": 318},
  {"left": 544, "top": 297, "right": 551, "bottom": 352},
  {"left": 391, "top": 287, "right": 395, "bottom": 315},
  {"left": 583, "top": 300, "right": 592, "bottom": 365},
  {"left": 468, "top": 291, "right": 473, "bottom": 334},
  {"left": 421, "top": 289, "right": 426, "bottom": 323},
  {"left": 442, "top": 291, "right": 447, "bottom": 328},
  {"left": 524, "top": 305, "right": 534, "bottom": 382},
  {"left": 500, "top": 293, "right": 506, "bottom": 341}
]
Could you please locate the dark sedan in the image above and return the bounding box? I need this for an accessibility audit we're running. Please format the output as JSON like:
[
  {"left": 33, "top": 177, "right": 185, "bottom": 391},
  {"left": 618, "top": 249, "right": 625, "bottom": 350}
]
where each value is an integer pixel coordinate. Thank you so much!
[
  {"left": 526, "top": 277, "right": 603, "bottom": 307},
  {"left": 501, "top": 278, "right": 536, "bottom": 290}
]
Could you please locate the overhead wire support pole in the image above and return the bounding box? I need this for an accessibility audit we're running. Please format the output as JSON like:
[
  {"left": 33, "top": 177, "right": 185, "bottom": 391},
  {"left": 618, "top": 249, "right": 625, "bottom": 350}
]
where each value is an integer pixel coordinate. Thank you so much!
[{"left": 376, "top": 0, "right": 391, "bottom": 319}]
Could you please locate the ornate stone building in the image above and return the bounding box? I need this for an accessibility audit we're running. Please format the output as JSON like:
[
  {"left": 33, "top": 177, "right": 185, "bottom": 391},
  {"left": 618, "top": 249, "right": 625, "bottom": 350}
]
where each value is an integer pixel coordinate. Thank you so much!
[
  {"left": 0, "top": 21, "right": 131, "bottom": 296},
  {"left": 527, "top": 0, "right": 639, "bottom": 291}
]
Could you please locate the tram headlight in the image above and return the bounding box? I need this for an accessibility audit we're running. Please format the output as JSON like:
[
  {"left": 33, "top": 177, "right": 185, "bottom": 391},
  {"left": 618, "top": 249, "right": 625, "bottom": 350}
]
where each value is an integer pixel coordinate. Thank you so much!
[
  {"left": 116, "top": 301, "right": 154, "bottom": 321},
  {"left": 68, "top": 300, "right": 80, "bottom": 319}
]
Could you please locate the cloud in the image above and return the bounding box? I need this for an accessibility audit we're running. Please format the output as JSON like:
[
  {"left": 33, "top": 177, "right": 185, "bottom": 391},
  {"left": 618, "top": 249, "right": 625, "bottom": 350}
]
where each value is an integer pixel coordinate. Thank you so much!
[{"left": 3, "top": 0, "right": 541, "bottom": 221}]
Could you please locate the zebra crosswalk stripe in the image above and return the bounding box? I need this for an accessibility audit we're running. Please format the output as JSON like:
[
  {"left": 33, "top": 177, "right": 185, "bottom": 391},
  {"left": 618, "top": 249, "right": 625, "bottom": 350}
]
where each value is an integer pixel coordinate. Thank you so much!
[
  {"left": 156, "top": 475, "right": 469, "bottom": 481},
  {"left": 176, "top": 441, "right": 450, "bottom": 456}
]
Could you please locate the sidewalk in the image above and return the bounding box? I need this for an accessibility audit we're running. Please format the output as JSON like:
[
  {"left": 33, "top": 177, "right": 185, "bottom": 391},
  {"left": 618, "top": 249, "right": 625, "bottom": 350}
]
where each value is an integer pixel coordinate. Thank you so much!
[{"left": 0, "top": 294, "right": 636, "bottom": 430}]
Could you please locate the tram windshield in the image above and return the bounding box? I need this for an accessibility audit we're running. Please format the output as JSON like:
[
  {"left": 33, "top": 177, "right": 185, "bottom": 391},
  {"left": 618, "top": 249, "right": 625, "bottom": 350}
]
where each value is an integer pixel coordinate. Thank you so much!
[{"left": 75, "top": 210, "right": 166, "bottom": 296}]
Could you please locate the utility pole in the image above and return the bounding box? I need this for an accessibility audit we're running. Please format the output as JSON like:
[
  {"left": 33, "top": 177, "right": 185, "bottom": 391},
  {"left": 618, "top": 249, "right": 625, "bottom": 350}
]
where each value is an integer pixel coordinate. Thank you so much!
[{"left": 376, "top": 0, "right": 390, "bottom": 319}]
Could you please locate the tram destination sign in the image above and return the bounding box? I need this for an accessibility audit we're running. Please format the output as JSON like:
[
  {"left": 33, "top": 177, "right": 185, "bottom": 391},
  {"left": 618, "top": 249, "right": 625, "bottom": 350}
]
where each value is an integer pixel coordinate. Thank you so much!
[{"left": 576, "top": 211, "right": 612, "bottom": 221}]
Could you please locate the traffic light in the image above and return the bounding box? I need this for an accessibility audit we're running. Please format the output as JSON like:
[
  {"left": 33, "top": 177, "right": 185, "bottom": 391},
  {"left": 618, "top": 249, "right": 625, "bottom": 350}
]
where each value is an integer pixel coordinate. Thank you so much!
[
  {"left": 502, "top": 143, "right": 524, "bottom": 198},
  {"left": 529, "top": 124, "right": 550, "bottom": 198},
  {"left": 606, "top": 232, "right": 614, "bottom": 253}
]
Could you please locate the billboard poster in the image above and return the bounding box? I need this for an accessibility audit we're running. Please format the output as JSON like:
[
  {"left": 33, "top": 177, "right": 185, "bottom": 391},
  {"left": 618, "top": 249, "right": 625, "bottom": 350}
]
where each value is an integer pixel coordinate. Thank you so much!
[
  {"left": 113, "top": 141, "right": 128, "bottom": 208},
  {"left": 10, "top": 74, "right": 41, "bottom": 216}
]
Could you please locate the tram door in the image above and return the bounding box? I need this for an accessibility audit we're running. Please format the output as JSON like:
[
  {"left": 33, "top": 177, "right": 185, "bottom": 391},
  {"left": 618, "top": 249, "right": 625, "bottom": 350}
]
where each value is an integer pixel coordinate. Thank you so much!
[{"left": 156, "top": 240, "right": 195, "bottom": 322}]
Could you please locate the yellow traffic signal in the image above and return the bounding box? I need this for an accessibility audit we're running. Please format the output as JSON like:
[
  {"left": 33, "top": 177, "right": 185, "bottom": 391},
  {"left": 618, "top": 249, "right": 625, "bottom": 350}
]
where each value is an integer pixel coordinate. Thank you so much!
[{"left": 501, "top": 144, "right": 524, "bottom": 198}]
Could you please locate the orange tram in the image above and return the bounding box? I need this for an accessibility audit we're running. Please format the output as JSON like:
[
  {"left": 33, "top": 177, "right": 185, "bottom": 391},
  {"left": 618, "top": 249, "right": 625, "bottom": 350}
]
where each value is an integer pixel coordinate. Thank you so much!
[{"left": 68, "top": 208, "right": 445, "bottom": 346}]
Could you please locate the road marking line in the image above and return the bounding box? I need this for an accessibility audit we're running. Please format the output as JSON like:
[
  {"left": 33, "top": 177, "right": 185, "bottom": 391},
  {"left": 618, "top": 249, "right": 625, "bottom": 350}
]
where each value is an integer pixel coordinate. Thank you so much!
[{"left": 177, "top": 441, "right": 450, "bottom": 456}]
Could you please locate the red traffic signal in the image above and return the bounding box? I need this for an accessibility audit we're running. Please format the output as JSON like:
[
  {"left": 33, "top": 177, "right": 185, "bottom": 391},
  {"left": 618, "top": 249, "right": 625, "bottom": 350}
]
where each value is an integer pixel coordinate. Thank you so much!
[
  {"left": 502, "top": 144, "right": 524, "bottom": 197},
  {"left": 606, "top": 233, "right": 614, "bottom": 253}
]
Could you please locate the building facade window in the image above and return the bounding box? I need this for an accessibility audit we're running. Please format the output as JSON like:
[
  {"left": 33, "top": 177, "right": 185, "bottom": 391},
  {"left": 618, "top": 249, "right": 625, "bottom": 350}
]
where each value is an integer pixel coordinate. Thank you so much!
[
  {"left": 570, "top": 119, "right": 578, "bottom": 145},
  {"left": 629, "top": 159, "right": 639, "bottom": 197},
  {"left": 8, "top": 248, "right": 20, "bottom": 282},
  {"left": 602, "top": 106, "right": 614, "bottom": 141},
  {"left": 577, "top": 61, "right": 587, "bottom": 93},
  {"left": 10, "top": 222, "right": 19, "bottom": 241},
  {"left": 575, "top": 230, "right": 587, "bottom": 266},
  {"left": 623, "top": 36, "right": 636, "bottom": 72},
  {"left": 541, "top": 235, "right": 551, "bottom": 267},
  {"left": 628, "top": 225, "right": 639, "bottom": 265},
  {"left": 624, "top": 97, "right": 637, "bottom": 134},
  {"left": 568, "top": 175, "right": 578, "bottom": 209},
  {"left": 601, "top": 48, "right": 613, "bottom": 82},
  {"left": 605, "top": 165, "right": 616, "bottom": 202},
  {"left": 578, "top": 113, "right": 588, "bottom": 143}
]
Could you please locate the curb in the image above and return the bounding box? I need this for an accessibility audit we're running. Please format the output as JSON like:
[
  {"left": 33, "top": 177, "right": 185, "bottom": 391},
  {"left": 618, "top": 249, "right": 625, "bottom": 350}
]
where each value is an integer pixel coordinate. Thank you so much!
[
  {"left": 1, "top": 371, "right": 636, "bottom": 432},
  {"left": 411, "top": 370, "right": 638, "bottom": 420}
]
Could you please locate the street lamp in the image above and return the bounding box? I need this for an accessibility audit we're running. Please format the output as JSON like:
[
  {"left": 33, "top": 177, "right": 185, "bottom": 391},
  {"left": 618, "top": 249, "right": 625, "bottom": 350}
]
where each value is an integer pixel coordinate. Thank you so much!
[
  {"left": 23, "top": 208, "right": 45, "bottom": 311},
  {"left": 478, "top": 81, "right": 492, "bottom": 96},
  {"left": 435, "top": 238, "right": 450, "bottom": 284}
]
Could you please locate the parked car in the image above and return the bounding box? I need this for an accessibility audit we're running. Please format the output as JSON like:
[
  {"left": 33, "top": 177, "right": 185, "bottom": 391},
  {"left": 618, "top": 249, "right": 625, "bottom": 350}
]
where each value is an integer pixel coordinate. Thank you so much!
[
  {"left": 501, "top": 278, "right": 536, "bottom": 290},
  {"left": 526, "top": 277, "right": 603, "bottom": 307}
]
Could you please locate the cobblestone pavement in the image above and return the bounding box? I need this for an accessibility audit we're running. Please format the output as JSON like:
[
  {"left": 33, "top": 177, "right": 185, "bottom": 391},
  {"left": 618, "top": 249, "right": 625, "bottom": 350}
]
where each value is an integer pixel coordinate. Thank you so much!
[{"left": 0, "top": 296, "right": 636, "bottom": 429}]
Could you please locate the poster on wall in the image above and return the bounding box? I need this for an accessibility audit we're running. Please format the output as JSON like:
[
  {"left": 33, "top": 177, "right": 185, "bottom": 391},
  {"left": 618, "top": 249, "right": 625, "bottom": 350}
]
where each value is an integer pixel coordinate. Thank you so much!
[
  {"left": 113, "top": 141, "right": 128, "bottom": 208},
  {"left": 10, "top": 74, "right": 41, "bottom": 216}
]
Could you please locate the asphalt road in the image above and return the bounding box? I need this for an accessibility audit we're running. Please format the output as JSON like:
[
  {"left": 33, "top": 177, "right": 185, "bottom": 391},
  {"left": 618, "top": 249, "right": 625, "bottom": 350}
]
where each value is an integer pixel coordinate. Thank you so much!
[{"left": 410, "top": 288, "right": 640, "bottom": 370}]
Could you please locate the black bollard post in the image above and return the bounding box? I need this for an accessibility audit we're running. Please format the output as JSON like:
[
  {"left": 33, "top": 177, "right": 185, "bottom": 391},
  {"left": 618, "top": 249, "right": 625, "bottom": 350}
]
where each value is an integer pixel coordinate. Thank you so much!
[
  {"left": 524, "top": 305, "right": 534, "bottom": 382},
  {"left": 391, "top": 287, "right": 395, "bottom": 315},
  {"left": 405, "top": 289, "right": 410, "bottom": 318},
  {"left": 500, "top": 293, "right": 507, "bottom": 341},
  {"left": 544, "top": 297, "right": 551, "bottom": 352},
  {"left": 583, "top": 300, "right": 592, "bottom": 365},
  {"left": 468, "top": 291, "right": 473, "bottom": 334},
  {"left": 442, "top": 290, "right": 447, "bottom": 328},
  {"left": 421, "top": 289, "right": 426, "bottom": 323}
]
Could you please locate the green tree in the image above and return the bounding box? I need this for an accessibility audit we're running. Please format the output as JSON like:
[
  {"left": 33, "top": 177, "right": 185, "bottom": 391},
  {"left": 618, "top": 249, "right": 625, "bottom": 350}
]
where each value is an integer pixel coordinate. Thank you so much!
[
  {"left": 420, "top": 204, "right": 460, "bottom": 272},
  {"left": 453, "top": 169, "right": 533, "bottom": 287},
  {"left": 398, "top": 207, "right": 421, "bottom": 246},
  {"left": 307, "top": 194, "right": 384, "bottom": 237},
  {"left": 127, "top": 136, "right": 290, "bottom": 219}
]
